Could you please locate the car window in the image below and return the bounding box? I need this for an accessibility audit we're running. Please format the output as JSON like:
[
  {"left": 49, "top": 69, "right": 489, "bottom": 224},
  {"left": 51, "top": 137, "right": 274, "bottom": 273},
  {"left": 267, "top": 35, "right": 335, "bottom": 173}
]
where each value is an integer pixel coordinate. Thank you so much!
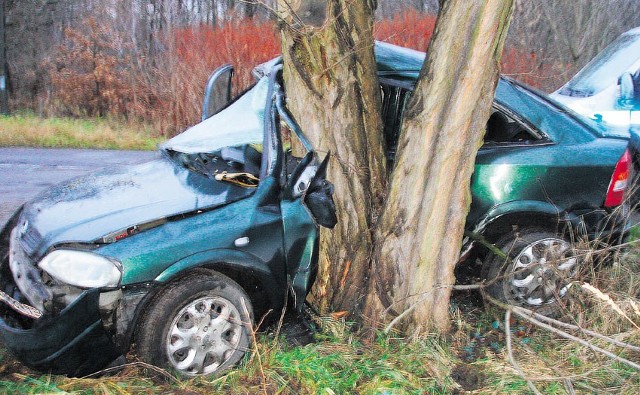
[
  {"left": 483, "top": 107, "right": 543, "bottom": 146},
  {"left": 380, "top": 84, "right": 411, "bottom": 162},
  {"left": 380, "top": 82, "right": 546, "bottom": 156}
]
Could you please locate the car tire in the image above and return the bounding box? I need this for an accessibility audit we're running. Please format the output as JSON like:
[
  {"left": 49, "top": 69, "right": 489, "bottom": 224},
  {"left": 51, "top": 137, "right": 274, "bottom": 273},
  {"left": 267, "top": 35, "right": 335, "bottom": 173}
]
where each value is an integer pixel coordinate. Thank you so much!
[
  {"left": 135, "top": 270, "right": 253, "bottom": 377},
  {"left": 482, "top": 228, "right": 578, "bottom": 315}
]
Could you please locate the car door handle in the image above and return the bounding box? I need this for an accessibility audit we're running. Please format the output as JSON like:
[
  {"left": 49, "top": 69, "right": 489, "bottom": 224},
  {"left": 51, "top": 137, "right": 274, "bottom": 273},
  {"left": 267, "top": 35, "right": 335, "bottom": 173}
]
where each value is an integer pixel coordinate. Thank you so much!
[{"left": 234, "top": 237, "right": 250, "bottom": 247}]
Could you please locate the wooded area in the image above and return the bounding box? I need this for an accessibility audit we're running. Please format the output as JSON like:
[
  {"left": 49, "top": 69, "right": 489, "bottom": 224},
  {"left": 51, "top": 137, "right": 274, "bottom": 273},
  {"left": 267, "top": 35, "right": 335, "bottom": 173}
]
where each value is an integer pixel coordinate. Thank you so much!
[{"left": 3, "top": 0, "right": 640, "bottom": 136}]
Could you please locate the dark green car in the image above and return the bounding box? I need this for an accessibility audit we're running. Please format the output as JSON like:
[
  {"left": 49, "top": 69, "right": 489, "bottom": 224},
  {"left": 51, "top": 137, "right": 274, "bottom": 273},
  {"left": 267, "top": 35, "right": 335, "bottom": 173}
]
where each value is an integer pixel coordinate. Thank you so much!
[{"left": 0, "top": 42, "right": 630, "bottom": 377}]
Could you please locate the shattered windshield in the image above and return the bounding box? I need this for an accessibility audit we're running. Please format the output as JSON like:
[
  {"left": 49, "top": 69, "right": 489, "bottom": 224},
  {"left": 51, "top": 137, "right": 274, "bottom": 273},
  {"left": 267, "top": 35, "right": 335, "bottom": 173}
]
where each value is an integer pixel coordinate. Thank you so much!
[
  {"left": 560, "top": 32, "right": 640, "bottom": 97},
  {"left": 162, "top": 77, "right": 269, "bottom": 154}
]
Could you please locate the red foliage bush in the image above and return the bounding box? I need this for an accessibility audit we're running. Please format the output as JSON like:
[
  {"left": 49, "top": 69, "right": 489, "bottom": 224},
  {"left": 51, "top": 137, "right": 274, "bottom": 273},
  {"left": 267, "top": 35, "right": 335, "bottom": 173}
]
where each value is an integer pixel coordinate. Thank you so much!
[
  {"left": 43, "top": 10, "right": 566, "bottom": 137},
  {"left": 500, "top": 48, "right": 573, "bottom": 92},
  {"left": 374, "top": 10, "right": 436, "bottom": 51},
  {"left": 141, "top": 21, "right": 280, "bottom": 135},
  {"left": 48, "top": 18, "right": 136, "bottom": 118}
]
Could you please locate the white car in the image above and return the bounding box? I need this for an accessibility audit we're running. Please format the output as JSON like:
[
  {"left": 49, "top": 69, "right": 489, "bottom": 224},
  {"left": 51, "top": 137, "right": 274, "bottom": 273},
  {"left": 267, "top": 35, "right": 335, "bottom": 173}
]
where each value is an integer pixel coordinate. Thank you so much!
[{"left": 551, "top": 27, "right": 640, "bottom": 127}]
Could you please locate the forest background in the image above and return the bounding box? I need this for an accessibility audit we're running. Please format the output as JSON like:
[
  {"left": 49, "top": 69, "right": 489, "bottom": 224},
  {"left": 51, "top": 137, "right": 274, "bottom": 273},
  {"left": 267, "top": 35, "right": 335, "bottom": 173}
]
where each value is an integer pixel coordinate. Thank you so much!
[{"left": 5, "top": 0, "right": 640, "bottom": 137}]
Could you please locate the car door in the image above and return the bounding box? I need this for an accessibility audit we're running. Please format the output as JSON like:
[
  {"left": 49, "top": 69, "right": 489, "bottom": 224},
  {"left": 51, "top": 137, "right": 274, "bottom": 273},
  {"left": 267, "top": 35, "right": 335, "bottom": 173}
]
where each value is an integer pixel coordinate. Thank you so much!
[{"left": 274, "top": 92, "right": 336, "bottom": 309}]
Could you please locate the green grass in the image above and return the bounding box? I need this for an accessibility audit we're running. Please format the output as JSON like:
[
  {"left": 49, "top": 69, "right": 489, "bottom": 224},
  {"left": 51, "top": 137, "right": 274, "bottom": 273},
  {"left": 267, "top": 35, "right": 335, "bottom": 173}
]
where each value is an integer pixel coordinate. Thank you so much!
[
  {"left": 0, "top": 304, "right": 639, "bottom": 394},
  {"left": 0, "top": 115, "right": 639, "bottom": 392},
  {"left": 0, "top": 112, "right": 164, "bottom": 150},
  {"left": 2, "top": 233, "right": 640, "bottom": 393}
]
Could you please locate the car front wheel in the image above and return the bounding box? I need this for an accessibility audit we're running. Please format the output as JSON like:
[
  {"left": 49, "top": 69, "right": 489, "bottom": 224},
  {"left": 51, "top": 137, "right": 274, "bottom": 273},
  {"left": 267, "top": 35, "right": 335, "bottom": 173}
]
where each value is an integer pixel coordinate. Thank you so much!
[
  {"left": 135, "top": 270, "right": 253, "bottom": 377},
  {"left": 482, "top": 228, "right": 578, "bottom": 314}
]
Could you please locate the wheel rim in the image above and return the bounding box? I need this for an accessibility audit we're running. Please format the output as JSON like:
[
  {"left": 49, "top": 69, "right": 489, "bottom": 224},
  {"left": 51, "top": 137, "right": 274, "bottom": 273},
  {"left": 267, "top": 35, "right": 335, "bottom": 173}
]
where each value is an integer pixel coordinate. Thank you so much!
[
  {"left": 505, "top": 238, "right": 577, "bottom": 307},
  {"left": 165, "top": 296, "right": 245, "bottom": 376}
]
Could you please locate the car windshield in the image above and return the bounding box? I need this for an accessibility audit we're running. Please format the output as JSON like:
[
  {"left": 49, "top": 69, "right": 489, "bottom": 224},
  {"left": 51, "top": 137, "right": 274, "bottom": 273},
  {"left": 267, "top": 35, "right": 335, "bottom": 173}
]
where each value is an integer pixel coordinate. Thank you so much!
[
  {"left": 161, "top": 77, "right": 269, "bottom": 154},
  {"left": 560, "top": 32, "right": 640, "bottom": 97}
]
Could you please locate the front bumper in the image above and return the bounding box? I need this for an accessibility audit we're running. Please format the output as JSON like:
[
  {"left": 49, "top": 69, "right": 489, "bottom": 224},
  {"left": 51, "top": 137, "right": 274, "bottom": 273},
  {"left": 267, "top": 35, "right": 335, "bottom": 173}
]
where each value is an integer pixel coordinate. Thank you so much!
[{"left": 0, "top": 288, "right": 121, "bottom": 377}]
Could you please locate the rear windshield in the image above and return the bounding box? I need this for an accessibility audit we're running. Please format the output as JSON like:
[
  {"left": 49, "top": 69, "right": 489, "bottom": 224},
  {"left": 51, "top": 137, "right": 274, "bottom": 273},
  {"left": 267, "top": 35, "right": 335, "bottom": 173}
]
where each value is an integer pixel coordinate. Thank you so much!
[
  {"left": 560, "top": 32, "right": 640, "bottom": 97},
  {"left": 498, "top": 79, "right": 605, "bottom": 142}
]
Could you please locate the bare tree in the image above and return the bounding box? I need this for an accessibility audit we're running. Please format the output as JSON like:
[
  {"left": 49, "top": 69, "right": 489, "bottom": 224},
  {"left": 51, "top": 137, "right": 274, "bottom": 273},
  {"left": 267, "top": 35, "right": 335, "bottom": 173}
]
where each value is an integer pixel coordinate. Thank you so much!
[
  {"left": 278, "top": 0, "right": 514, "bottom": 334},
  {"left": 506, "top": 0, "right": 640, "bottom": 91}
]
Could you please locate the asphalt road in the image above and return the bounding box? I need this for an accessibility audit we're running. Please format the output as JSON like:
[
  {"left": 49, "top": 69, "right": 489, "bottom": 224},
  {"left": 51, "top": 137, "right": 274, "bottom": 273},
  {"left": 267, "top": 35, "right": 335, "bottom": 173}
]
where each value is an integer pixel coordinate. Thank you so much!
[{"left": 0, "top": 148, "right": 157, "bottom": 229}]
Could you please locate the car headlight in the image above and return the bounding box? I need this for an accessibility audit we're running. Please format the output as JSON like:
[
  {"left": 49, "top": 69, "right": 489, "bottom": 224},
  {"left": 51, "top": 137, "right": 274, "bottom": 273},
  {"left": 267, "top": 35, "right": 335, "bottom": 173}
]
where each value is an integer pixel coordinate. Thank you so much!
[{"left": 38, "top": 250, "right": 122, "bottom": 288}]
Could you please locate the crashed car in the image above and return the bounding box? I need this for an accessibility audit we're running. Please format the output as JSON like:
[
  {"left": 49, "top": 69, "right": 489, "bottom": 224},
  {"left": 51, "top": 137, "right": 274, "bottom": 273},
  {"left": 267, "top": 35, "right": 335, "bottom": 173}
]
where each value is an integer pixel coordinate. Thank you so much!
[
  {"left": 373, "top": 42, "right": 629, "bottom": 311},
  {"left": 0, "top": 42, "right": 631, "bottom": 378},
  {"left": 0, "top": 67, "right": 336, "bottom": 377}
]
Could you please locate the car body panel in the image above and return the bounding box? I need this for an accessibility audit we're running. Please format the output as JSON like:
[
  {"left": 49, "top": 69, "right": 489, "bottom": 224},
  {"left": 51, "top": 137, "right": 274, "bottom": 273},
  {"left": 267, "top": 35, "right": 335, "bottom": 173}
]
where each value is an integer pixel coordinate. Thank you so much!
[
  {"left": 97, "top": 177, "right": 285, "bottom": 287},
  {"left": 280, "top": 199, "right": 320, "bottom": 304},
  {"left": 0, "top": 289, "right": 120, "bottom": 377}
]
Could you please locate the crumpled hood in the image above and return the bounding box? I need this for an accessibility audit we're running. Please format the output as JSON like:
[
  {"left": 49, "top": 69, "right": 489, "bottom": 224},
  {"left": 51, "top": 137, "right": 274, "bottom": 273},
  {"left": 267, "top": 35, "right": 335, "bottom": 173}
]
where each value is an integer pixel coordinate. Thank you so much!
[{"left": 19, "top": 156, "right": 252, "bottom": 258}]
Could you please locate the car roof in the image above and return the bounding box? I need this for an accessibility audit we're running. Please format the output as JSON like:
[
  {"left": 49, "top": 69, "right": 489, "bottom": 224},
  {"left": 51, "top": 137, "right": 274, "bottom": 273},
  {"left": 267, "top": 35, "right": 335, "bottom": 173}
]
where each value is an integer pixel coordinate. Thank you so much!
[
  {"left": 252, "top": 42, "right": 604, "bottom": 143},
  {"left": 375, "top": 41, "right": 423, "bottom": 79}
]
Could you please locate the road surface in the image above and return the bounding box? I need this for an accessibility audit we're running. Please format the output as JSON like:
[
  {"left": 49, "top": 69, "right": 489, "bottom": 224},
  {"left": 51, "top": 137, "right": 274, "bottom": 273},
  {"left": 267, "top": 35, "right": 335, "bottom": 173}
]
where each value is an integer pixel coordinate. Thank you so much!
[{"left": 0, "top": 148, "right": 157, "bottom": 228}]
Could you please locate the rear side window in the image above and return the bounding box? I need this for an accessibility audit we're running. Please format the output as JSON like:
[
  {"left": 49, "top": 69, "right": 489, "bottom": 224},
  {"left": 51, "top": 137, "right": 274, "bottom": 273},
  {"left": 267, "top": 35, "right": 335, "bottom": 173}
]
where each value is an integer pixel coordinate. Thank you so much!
[
  {"left": 380, "top": 82, "right": 547, "bottom": 157},
  {"left": 483, "top": 108, "right": 545, "bottom": 146}
]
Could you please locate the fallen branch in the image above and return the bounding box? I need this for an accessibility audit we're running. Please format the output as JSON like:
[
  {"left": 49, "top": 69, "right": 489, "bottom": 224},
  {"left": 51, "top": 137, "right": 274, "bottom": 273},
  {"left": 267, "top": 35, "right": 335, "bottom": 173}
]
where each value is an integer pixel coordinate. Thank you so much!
[
  {"left": 486, "top": 295, "right": 640, "bottom": 371},
  {"left": 505, "top": 310, "right": 543, "bottom": 395},
  {"left": 515, "top": 306, "right": 640, "bottom": 353}
]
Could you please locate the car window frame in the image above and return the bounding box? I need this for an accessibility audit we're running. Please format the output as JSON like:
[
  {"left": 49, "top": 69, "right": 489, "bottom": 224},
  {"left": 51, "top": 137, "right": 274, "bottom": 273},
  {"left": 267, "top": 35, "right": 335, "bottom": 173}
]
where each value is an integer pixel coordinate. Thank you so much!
[{"left": 378, "top": 77, "right": 554, "bottom": 153}]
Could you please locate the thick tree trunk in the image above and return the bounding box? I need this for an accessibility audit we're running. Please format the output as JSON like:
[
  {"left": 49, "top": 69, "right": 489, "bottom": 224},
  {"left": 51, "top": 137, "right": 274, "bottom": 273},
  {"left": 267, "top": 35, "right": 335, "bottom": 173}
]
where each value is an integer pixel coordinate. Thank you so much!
[
  {"left": 364, "top": 0, "right": 514, "bottom": 335},
  {"left": 277, "top": 0, "right": 386, "bottom": 313}
]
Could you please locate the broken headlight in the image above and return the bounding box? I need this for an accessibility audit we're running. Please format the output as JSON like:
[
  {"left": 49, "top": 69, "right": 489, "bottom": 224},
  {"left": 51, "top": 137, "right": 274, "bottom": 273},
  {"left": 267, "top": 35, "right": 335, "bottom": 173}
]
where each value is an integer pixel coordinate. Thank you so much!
[{"left": 38, "top": 250, "right": 122, "bottom": 289}]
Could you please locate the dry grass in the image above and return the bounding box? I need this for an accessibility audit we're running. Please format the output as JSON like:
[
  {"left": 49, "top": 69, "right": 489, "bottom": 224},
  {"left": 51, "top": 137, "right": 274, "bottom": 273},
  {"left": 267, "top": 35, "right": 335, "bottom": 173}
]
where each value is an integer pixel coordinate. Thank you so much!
[
  {"left": 0, "top": 112, "right": 163, "bottom": 150},
  {"left": 0, "top": 186, "right": 639, "bottom": 393}
]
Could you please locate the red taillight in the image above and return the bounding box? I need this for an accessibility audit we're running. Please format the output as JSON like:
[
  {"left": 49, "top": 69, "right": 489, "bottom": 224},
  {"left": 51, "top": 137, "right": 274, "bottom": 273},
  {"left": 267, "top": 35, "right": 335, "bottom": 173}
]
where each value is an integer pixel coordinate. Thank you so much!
[{"left": 605, "top": 149, "right": 631, "bottom": 207}]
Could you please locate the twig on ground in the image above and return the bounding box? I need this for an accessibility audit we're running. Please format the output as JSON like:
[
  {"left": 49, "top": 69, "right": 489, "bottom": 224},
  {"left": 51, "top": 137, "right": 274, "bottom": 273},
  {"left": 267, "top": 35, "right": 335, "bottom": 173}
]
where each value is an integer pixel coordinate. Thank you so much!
[
  {"left": 505, "top": 310, "right": 543, "bottom": 395},
  {"left": 241, "top": 298, "right": 268, "bottom": 395},
  {"left": 81, "top": 361, "right": 178, "bottom": 382}
]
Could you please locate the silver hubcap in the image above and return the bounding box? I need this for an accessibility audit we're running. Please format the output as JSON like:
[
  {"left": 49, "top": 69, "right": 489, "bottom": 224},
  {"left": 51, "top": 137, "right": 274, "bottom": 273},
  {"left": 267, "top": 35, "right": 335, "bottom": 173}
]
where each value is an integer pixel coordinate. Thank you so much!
[
  {"left": 506, "top": 238, "right": 577, "bottom": 307},
  {"left": 166, "top": 296, "right": 244, "bottom": 376}
]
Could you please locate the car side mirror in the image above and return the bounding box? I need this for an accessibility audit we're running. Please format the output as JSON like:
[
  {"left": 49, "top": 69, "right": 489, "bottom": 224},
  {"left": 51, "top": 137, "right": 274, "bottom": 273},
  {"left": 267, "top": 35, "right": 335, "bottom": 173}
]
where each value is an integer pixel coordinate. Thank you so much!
[
  {"left": 202, "top": 64, "right": 234, "bottom": 121},
  {"left": 619, "top": 72, "right": 636, "bottom": 106},
  {"left": 303, "top": 153, "right": 337, "bottom": 228}
]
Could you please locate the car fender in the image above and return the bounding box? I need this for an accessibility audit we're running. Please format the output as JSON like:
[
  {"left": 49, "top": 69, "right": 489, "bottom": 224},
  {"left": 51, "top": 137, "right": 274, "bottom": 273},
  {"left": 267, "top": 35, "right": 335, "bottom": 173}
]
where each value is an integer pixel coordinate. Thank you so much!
[
  {"left": 153, "top": 248, "right": 283, "bottom": 306},
  {"left": 472, "top": 199, "right": 579, "bottom": 238}
]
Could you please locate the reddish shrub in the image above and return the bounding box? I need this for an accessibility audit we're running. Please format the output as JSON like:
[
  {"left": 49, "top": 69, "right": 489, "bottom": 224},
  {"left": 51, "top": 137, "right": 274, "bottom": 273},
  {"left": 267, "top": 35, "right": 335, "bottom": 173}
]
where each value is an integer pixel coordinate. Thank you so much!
[
  {"left": 373, "top": 10, "right": 565, "bottom": 91},
  {"left": 132, "top": 20, "right": 280, "bottom": 135},
  {"left": 47, "top": 18, "right": 135, "bottom": 118},
  {"left": 500, "top": 48, "right": 573, "bottom": 91},
  {"left": 374, "top": 10, "right": 436, "bottom": 51},
  {"left": 42, "top": 10, "right": 569, "bottom": 136}
]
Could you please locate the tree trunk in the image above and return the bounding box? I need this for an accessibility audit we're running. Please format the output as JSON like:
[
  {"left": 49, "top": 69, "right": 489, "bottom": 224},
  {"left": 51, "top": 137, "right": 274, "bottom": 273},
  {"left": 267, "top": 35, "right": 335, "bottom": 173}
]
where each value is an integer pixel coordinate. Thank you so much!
[
  {"left": 364, "top": 0, "right": 514, "bottom": 335},
  {"left": 277, "top": 0, "right": 387, "bottom": 313}
]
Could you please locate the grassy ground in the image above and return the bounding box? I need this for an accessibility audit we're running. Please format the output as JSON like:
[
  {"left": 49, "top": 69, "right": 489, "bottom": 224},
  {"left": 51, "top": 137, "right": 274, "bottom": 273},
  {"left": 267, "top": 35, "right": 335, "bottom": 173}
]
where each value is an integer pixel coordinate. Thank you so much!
[
  {"left": 0, "top": 249, "right": 639, "bottom": 394},
  {"left": 0, "top": 112, "right": 163, "bottom": 150},
  {"left": 0, "top": 114, "right": 639, "bottom": 393}
]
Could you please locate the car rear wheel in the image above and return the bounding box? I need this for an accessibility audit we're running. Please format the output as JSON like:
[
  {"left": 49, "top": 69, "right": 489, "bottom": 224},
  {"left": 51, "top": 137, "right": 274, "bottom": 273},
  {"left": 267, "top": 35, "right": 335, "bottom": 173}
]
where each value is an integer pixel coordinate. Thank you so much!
[
  {"left": 482, "top": 228, "right": 578, "bottom": 314},
  {"left": 135, "top": 271, "right": 253, "bottom": 377}
]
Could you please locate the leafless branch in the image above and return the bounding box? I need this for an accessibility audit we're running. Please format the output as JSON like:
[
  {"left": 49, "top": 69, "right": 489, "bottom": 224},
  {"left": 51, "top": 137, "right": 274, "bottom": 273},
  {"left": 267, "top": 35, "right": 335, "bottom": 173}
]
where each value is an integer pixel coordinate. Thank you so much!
[{"left": 505, "top": 310, "right": 543, "bottom": 395}]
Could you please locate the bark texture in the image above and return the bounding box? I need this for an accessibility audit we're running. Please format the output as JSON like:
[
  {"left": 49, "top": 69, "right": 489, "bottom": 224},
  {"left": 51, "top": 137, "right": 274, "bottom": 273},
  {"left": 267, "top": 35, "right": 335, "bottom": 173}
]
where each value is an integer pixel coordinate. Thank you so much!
[
  {"left": 364, "top": 0, "right": 514, "bottom": 335},
  {"left": 278, "top": 0, "right": 386, "bottom": 313}
]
